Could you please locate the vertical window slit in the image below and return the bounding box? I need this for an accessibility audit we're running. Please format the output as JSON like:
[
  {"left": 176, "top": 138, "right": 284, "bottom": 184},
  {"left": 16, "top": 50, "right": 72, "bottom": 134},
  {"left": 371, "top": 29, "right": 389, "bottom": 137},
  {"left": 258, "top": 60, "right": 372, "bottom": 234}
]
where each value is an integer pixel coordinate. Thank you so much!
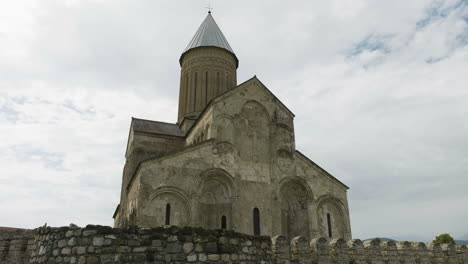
[
  {"left": 194, "top": 72, "right": 198, "bottom": 111},
  {"left": 253, "top": 208, "right": 260, "bottom": 235},
  {"left": 327, "top": 213, "right": 332, "bottom": 238},
  {"left": 221, "top": 215, "right": 227, "bottom": 229},
  {"left": 205, "top": 71, "right": 208, "bottom": 104},
  {"left": 165, "top": 204, "right": 171, "bottom": 225},
  {"left": 185, "top": 75, "right": 189, "bottom": 112},
  {"left": 217, "top": 72, "right": 220, "bottom": 94},
  {"left": 226, "top": 75, "right": 230, "bottom": 90}
]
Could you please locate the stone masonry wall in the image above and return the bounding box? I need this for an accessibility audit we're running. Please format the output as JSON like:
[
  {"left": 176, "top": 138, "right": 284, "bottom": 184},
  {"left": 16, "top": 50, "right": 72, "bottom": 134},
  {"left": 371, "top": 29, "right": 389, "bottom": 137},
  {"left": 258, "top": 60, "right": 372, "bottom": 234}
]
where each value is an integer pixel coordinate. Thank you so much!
[
  {"left": 1, "top": 225, "right": 468, "bottom": 264},
  {"left": 0, "top": 229, "right": 35, "bottom": 264},
  {"left": 271, "top": 235, "right": 468, "bottom": 264},
  {"left": 30, "top": 225, "right": 271, "bottom": 264}
]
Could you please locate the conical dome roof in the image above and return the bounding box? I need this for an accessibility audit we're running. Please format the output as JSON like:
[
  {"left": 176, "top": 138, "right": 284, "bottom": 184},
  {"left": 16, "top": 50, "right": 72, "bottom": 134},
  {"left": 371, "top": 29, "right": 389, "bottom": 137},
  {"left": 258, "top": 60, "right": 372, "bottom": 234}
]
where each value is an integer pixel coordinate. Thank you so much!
[{"left": 180, "top": 12, "right": 238, "bottom": 66}]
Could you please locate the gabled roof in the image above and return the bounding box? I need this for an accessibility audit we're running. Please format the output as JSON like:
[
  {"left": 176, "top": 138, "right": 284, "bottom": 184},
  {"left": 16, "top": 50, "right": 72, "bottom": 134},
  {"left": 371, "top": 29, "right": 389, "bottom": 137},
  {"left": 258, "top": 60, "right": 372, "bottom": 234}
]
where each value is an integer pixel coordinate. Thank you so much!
[
  {"left": 131, "top": 118, "right": 184, "bottom": 137},
  {"left": 180, "top": 12, "right": 238, "bottom": 66}
]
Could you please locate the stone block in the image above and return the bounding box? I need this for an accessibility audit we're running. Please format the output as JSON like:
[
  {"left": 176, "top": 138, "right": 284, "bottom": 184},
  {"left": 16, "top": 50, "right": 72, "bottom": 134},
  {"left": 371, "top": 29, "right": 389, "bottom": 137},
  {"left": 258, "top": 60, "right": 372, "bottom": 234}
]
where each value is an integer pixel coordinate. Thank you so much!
[
  {"left": 78, "top": 256, "right": 86, "bottom": 264},
  {"left": 57, "top": 239, "right": 67, "bottom": 248},
  {"left": 83, "top": 230, "right": 97, "bottom": 237},
  {"left": 61, "top": 247, "right": 71, "bottom": 255},
  {"left": 208, "top": 254, "right": 220, "bottom": 261},
  {"left": 88, "top": 256, "right": 99, "bottom": 264},
  {"left": 183, "top": 242, "right": 194, "bottom": 253},
  {"left": 152, "top": 240, "right": 162, "bottom": 247},
  {"left": 67, "top": 237, "right": 76, "bottom": 247},
  {"left": 76, "top": 246, "right": 86, "bottom": 255},
  {"left": 168, "top": 235, "right": 178, "bottom": 242},
  {"left": 205, "top": 242, "right": 218, "bottom": 253},
  {"left": 116, "top": 246, "right": 130, "bottom": 253},
  {"left": 133, "top": 247, "right": 147, "bottom": 252},
  {"left": 222, "top": 253, "right": 230, "bottom": 261},
  {"left": 128, "top": 239, "right": 140, "bottom": 247},
  {"left": 199, "top": 253, "right": 207, "bottom": 262},
  {"left": 230, "top": 238, "right": 239, "bottom": 245},
  {"left": 195, "top": 243, "right": 203, "bottom": 252},
  {"left": 92, "top": 237, "right": 104, "bottom": 247},
  {"left": 187, "top": 253, "right": 197, "bottom": 262},
  {"left": 166, "top": 242, "right": 182, "bottom": 253}
]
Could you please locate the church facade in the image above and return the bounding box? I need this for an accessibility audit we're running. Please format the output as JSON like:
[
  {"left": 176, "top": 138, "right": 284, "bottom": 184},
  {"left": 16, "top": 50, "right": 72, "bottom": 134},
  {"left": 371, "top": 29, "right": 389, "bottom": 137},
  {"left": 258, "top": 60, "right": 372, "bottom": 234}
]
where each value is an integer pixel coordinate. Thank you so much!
[{"left": 113, "top": 12, "right": 352, "bottom": 241}]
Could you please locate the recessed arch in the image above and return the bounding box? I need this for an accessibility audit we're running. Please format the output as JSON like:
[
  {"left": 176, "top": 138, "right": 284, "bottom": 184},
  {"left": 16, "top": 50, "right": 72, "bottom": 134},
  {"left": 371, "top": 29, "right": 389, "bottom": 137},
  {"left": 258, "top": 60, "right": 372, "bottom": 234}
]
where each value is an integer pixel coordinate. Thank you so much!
[
  {"left": 279, "top": 176, "right": 314, "bottom": 200},
  {"left": 279, "top": 177, "right": 313, "bottom": 239},
  {"left": 197, "top": 168, "right": 236, "bottom": 229},
  {"left": 145, "top": 186, "right": 192, "bottom": 227},
  {"left": 315, "top": 194, "right": 349, "bottom": 239},
  {"left": 196, "top": 168, "right": 236, "bottom": 195},
  {"left": 242, "top": 100, "right": 271, "bottom": 122}
]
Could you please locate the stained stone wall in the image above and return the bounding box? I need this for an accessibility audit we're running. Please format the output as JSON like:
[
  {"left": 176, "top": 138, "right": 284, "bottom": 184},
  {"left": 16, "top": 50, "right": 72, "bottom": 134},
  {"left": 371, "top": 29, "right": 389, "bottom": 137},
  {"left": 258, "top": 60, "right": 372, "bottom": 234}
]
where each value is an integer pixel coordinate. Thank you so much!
[
  {"left": 0, "top": 229, "right": 35, "bottom": 264},
  {"left": 29, "top": 225, "right": 271, "bottom": 264},
  {"left": 271, "top": 235, "right": 468, "bottom": 264},
  {"left": 2, "top": 225, "right": 467, "bottom": 264}
]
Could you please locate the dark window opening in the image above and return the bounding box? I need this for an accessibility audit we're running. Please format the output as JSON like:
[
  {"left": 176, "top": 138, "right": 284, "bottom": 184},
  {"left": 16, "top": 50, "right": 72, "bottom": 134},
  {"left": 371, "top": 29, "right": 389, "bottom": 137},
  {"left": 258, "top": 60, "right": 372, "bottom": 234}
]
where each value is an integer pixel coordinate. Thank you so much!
[
  {"left": 185, "top": 75, "right": 189, "bottom": 110},
  {"left": 217, "top": 72, "right": 220, "bottom": 94},
  {"left": 327, "top": 213, "right": 332, "bottom": 238},
  {"left": 165, "top": 204, "right": 171, "bottom": 225},
  {"left": 253, "top": 208, "right": 260, "bottom": 235},
  {"left": 194, "top": 72, "right": 198, "bottom": 111},
  {"left": 221, "top": 215, "right": 227, "bottom": 229},
  {"left": 205, "top": 71, "right": 208, "bottom": 103}
]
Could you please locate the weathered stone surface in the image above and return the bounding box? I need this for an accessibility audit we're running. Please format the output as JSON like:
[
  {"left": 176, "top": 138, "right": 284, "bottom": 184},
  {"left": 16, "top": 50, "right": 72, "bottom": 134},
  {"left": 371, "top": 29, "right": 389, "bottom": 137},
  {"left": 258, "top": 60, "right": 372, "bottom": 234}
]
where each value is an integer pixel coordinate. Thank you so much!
[
  {"left": 199, "top": 253, "right": 207, "bottom": 262},
  {"left": 187, "top": 253, "right": 197, "bottom": 262},
  {"left": 166, "top": 242, "right": 182, "bottom": 253},
  {"left": 82, "top": 230, "right": 97, "bottom": 237},
  {"left": 4, "top": 225, "right": 463, "bottom": 264},
  {"left": 92, "top": 237, "right": 104, "bottom": 247},
  {"left": 183, "top": 242, "right": 194, "bottom": 253},
  {"left": 208, "top": 254, "right": 221, "bottom": 261}
]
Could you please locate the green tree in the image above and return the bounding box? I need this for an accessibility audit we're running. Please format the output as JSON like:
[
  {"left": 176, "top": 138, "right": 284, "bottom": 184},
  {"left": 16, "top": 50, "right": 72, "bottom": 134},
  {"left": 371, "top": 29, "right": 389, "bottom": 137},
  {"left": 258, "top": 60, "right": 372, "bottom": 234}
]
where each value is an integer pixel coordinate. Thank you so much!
[{"left": 433, "top": 233, "right": 456, "bottom": 244}]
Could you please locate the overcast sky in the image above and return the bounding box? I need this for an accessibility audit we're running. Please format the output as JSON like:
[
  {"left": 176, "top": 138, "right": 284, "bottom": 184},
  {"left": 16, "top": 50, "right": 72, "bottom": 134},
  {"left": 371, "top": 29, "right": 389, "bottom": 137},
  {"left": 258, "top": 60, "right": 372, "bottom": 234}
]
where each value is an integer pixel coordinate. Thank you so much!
[{"left": 1, "top": 0, "right": 467, "bottom": 242}]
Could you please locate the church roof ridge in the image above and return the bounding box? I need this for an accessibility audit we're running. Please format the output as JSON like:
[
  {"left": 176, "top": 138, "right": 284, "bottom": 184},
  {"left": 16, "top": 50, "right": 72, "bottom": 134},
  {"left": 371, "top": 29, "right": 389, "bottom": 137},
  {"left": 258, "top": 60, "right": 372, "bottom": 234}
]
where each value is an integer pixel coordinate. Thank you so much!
[
  {"left": 131, "top": 117, "right": 177, "bottom": 126},
  {"left": 131, "top": 117, "right": 184, "bottom": 137},
  {"left": 180, "top": 12, "right": 237, "bottom": 64}
]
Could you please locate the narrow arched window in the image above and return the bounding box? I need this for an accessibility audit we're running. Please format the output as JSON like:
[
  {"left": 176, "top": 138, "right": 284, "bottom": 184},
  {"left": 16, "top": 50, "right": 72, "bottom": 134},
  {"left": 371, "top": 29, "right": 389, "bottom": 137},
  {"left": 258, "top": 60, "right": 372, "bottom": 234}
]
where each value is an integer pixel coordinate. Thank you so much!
[
  {"left": 165, "top": 204, "right": 171, "bottom": 225},
  {"left": 327, "top": 213, "right": 332, "bottom": 238},
  {"left": 194, "top": 72, "right": 198, "bottom": 111},
  {"left": 185, "top": 75, "right": 189, "bottom": 111},
  {"left": 205, "top": 71, "right": 208, "bottom": 103},
  {"left": 253, "top": 208, "right": 260, "bottom": 235},
  {"left": 216, "top": 72, "right": 220, "bottom": 94},
  {"left": 221, "top": 215, "right": 227, "bottom": 229},
  {"left": 226, "top": 74, "right": 230, "bottom": 90}
]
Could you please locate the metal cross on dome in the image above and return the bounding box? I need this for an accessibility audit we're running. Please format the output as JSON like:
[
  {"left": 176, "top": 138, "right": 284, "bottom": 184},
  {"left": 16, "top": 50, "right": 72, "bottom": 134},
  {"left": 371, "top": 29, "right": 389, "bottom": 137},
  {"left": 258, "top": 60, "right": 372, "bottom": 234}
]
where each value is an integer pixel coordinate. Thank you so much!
[{"left": 205, "top": 4, "right": 213, "bottom": 13}]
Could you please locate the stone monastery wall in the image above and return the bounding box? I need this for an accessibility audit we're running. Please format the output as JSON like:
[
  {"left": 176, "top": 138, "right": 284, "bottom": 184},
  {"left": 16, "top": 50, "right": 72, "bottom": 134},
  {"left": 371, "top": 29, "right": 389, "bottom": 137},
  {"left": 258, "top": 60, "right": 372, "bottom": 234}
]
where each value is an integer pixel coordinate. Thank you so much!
[
  {"left": 1, "top": 225, "right": 467, "bottom": 264},
  {"left": 0, "top": 229, "right": 35, "bottom": 264}
]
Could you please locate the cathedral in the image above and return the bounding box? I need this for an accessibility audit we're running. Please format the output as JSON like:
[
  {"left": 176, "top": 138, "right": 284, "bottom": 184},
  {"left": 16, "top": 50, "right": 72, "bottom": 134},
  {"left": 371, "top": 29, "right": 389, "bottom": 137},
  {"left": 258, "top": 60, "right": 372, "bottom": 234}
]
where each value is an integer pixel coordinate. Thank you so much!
[{"left": 113, "top": 12, "right": 352, "bottom": 240}]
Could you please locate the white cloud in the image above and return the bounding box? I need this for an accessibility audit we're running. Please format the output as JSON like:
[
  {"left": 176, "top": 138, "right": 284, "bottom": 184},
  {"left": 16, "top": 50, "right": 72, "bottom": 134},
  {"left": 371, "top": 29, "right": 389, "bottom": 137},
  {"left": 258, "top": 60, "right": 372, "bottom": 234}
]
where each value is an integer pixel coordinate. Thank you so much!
[{"left": 0, "top": 0, "right": 467, "bottom": 241}]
